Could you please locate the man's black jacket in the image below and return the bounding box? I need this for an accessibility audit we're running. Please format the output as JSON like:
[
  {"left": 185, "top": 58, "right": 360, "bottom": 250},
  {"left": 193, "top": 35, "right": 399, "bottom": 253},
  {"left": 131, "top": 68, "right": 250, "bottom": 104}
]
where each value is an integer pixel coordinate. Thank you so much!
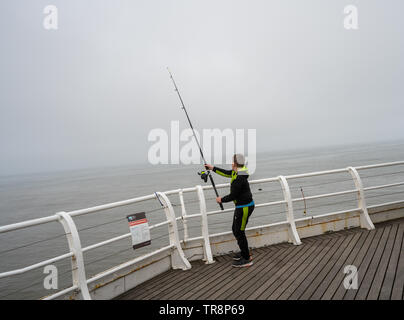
[{"left": 213, "top": 166, "right": 253, "bottom": 206}]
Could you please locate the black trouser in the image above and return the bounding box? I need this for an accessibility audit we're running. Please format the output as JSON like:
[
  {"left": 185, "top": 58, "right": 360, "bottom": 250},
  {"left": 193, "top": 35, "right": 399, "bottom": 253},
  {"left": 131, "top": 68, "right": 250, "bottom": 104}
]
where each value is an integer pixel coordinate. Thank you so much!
[{"left": 232, "top": 205, "right": 254, "bottom": 260}]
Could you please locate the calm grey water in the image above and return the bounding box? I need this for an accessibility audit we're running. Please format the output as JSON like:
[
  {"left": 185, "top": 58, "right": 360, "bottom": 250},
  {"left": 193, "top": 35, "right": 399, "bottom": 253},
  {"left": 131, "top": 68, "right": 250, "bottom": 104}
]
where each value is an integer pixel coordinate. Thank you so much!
[{"left": 1, "top": 140, "right": 404, "bottom": 299}]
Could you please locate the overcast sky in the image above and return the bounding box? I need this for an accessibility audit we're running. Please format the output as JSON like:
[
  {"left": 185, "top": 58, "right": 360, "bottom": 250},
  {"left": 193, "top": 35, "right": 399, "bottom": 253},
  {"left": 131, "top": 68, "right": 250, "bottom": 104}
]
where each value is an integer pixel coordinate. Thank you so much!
[{"left": 0, "top": 0, "right": 403, "bottom": 175}]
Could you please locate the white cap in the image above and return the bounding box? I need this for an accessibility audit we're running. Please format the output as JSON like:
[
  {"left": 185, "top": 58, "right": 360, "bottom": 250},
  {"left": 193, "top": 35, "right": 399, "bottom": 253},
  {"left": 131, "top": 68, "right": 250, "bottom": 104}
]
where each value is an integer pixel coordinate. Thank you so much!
[{"left": 234, "top": 154, "right": 245, "bottom": 166}]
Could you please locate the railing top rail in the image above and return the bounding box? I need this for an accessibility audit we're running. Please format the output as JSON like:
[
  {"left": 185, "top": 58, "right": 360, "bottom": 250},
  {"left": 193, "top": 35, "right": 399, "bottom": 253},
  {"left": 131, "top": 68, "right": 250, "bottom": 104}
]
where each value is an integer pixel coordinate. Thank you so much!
[
  {"left": 68, "top": 193, "right": 157, "bottom": 217},
  {"left": 354, "top": 161, "right": 404, "bottom": 170},
  {"left": 0, "top": 251, "right": 73, "bottom": 279},
  {"left": 284, "top": 167, "right": 349, "bottom": 180},
  {"left": 0, "top": 215, "right": 59, "bottom": 234}
]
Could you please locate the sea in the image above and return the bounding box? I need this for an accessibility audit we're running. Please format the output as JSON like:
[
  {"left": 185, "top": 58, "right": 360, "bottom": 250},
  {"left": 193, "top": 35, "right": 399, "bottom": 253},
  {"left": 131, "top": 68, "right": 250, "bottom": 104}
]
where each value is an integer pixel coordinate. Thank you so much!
[{"left": 1, "top": 140, "right": 404, "bottom": 299}]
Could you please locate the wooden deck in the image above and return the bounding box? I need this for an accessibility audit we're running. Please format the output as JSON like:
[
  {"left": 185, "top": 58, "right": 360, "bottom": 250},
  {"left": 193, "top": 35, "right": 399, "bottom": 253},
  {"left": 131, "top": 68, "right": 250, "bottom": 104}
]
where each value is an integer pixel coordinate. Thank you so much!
[{"left": 116, "top": 218, "right": 404, "bottom": 300}]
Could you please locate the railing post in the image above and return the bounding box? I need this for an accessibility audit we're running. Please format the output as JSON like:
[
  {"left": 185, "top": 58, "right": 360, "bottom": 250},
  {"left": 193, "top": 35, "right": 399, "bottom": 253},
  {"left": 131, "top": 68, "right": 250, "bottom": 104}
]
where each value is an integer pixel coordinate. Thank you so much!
[
  {"left": 347, "top": 167, "right": 375, "bottom": 230},
  {"left": 178, "top": 190, "right": 189, "bottom": 242},
  {"left": 278, "top": 176, "right": 302, "bottom": 245},
  {"left": 56, "top": 211, "right": 91, "bottom": 300},
  {"left": 156, "top": 192, "right": 191, "bottom": 270},
  {"left": 196, "top": 185, "right": 215, "bottom": 264}
]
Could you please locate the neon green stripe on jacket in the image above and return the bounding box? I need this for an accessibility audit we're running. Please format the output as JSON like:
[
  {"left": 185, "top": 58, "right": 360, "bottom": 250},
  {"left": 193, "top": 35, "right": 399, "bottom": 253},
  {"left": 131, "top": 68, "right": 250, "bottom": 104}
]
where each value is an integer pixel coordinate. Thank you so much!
[{"left": 241, "top": 206, "right": 249, "bottom": 231}]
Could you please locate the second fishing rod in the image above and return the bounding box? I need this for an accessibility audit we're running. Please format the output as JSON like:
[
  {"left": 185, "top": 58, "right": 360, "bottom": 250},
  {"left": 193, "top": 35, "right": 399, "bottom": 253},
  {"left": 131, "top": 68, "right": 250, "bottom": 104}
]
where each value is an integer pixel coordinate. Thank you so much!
[{"left": 167, "top": 68, "right": 224, "bottom": 211}]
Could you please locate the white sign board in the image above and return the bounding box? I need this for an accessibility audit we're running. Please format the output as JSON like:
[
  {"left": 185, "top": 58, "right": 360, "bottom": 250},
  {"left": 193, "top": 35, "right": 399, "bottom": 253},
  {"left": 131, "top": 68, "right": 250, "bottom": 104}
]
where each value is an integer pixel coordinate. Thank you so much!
[{"left": 127, "top": 212, "right": 151, "bottom": 249}]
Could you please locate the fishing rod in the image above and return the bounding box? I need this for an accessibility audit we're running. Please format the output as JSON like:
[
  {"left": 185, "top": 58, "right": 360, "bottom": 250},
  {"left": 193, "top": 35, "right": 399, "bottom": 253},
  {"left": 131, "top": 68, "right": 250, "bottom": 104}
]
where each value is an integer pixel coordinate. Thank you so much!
[{"left": 167, "top": 68, "right": 224, "bottom": 210}]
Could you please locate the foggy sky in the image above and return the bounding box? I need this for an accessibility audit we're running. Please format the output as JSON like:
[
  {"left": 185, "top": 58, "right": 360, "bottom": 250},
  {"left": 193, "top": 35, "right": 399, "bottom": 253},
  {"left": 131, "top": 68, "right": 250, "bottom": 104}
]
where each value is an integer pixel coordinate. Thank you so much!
[{"left": 1, "top": 0, "right": 403, "bottom": 175}]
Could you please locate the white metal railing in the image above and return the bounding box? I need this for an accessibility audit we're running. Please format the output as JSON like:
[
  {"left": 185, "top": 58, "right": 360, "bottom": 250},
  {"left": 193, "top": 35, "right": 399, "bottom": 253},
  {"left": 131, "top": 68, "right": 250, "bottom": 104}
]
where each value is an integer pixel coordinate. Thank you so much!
[{"left": 0, "top": 160, "right": 403, "bottom": 300}]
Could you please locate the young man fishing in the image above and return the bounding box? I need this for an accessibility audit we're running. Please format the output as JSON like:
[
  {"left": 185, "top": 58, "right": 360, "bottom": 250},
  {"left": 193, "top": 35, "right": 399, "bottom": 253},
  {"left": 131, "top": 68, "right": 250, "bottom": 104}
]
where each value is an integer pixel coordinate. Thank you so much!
[{"left": 205, "top": 154, "right": 255, "bottom": 268}]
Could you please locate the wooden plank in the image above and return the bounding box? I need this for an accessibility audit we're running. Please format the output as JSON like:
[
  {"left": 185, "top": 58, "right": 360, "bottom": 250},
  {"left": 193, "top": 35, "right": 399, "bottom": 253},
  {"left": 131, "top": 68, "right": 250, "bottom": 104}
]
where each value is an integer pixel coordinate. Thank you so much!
[
  {"left": 229, "top": 243, "right": 303, "bottom": 300},
  {"left": 378, "top": 218, "right": 404, "bottom": 228},
  {"left": 176, "top": 248, "right": 281, "bottom": 300},
  {"left": 118, "top": 268, "right": 180, "bottom": 300},
  {"left": 215, "top": 254, "right": 233, "bottom": 262},
  {"left": 310, "top": 232, "right": 363, "bottom": 300},
  {"left": 308, "top": 234, "right": 337, "bottom": 241},
  {"left": 141, "top": 257, "right": 226, "bottom": 299},
  {"left": 259, "top": 238, "right": 329, "bottom": 300},
  {"left": 355, "top": 225, "right": 392, "bottom": 300},
  {"left": 246, "top": 242, "right": 315, "bottom": 299},
  {"left": 214, "top": 255, "right": 226, "bottom": 262},
  {"left": 298, "top": 233, "right": 356, "bottom": 300},
  {"left": 274, "top": 237, "right": 337, "bottom": 300},
  {"left": 391, "top": 222, "right": 404, "bottom": 300},
  {"left": 287, "top": 235, "right": 347, "bottom": 300},
  {"left": 197, "top": 247, "right": 281, "bottom": 300},
  {"left": 189, "top": 246, "right": 285, "bottom": 300},
  {"left": 367, "top": 224, "right": 398, "bottom": 299},
  {"left": 320, "top": 229, "right": 371, "bottom": 300},
  {"left": 217, "top": 243, "right": 317, "bottom": 300},
  {"left": 223, "top": 244, "right": 295, "bottom": 300},
  {"left": 380, "top": 222, "right": 404, "bottom": 299},
  {"left": 301, "top": 238, "right": 316, "bottom": 244},
  {"left": 132, "top": 260, "right": 210, "bottom": 299},
  {"left": 222, "top": 244, "right": 298, "bottom": 300},
  {"left": 343, "top": 227, "right": 385, "bottom": 300},
  {"left": 276, "top": 243, "right": 294, "bottom": 249},
  {"left": 331, "top": 227, "right": 378, "bottom": 300},
  {"left": 309, "top": 228, "right": 357, "bottom": 240},
  {"left": 153, "top": 256, "right": 232, "bottom": 300},
  {"left": 135, "top": 268, "right": 200, "bottom": 300},
  {"left": 127, "top": 257, "right": 208, "bottom": 299}
]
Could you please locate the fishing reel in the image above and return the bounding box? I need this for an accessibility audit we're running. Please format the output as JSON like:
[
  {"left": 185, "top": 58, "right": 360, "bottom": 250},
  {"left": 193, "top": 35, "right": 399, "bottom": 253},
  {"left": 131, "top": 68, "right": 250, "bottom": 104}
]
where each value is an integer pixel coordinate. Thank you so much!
[{"left": 198, "top": 170, "right": 210, "bottom": 183}]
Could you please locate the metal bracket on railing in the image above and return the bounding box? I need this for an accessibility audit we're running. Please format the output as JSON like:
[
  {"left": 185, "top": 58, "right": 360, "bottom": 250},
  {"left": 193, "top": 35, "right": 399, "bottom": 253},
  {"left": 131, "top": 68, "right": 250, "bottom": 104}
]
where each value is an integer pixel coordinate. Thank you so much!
[
  {"left": 155, "top": 192, "right": 191, "bottom": 270},
  {"left": 278, "top": 176, "right": 302, "bottom": 245},
  {"left": 347, "top": 167, "right": 375, "bottom": 230},
  {"left": 178, "top": 190, "right": 189, "bottom": 242},
  {"left": 56, "top": 211, "right": 91, "bottom": 300},
  {"left": 196, "top": 185, "right": 215, "bottom": 264}
]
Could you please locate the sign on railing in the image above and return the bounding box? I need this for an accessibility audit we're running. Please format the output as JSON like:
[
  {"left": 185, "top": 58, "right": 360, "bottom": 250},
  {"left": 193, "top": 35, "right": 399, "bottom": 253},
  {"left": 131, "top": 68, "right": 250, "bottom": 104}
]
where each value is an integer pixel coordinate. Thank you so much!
[{"left": 127, "top": 212, "right": 151, "bottom": 249}]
